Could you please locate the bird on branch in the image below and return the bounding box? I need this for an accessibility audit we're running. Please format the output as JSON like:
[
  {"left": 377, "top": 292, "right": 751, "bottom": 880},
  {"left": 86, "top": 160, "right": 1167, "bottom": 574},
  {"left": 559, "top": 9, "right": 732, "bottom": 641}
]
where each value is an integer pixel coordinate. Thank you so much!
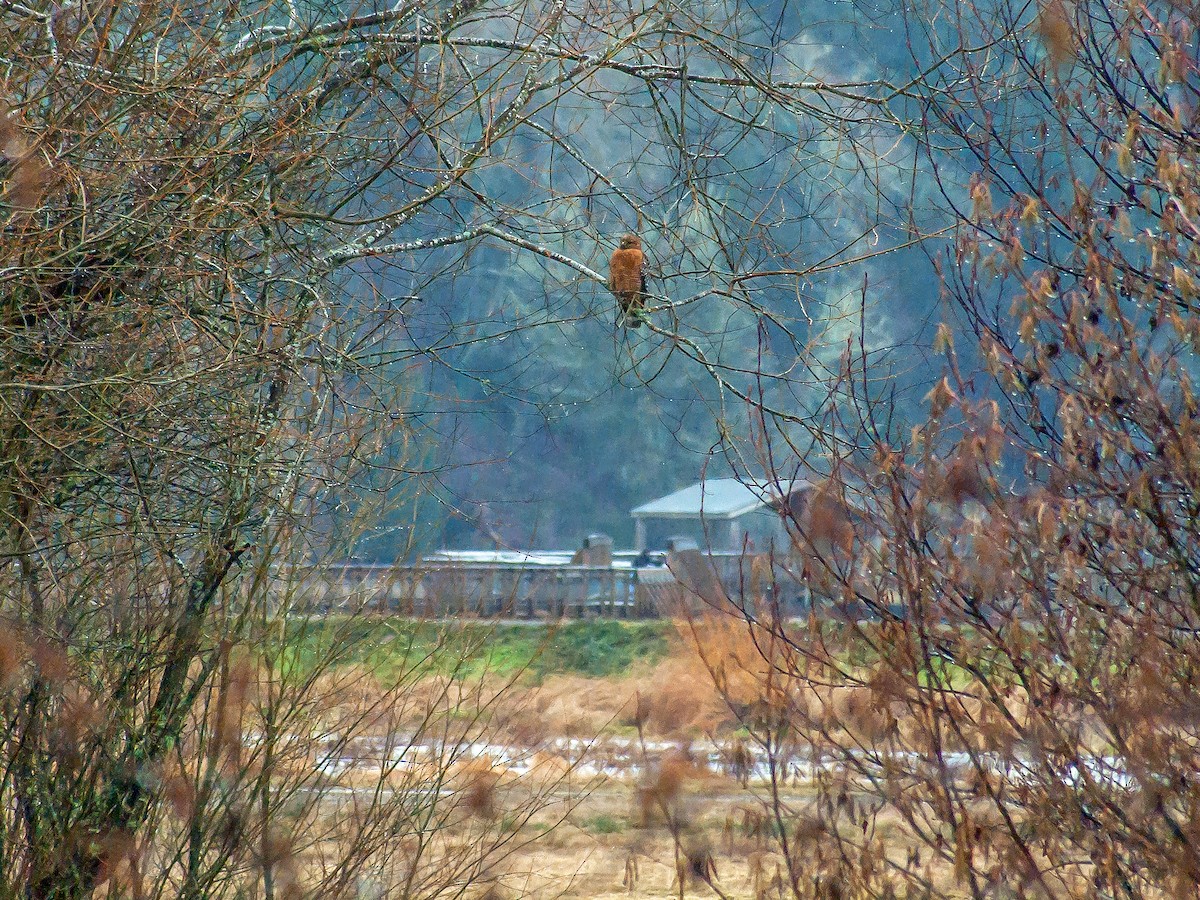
[{"left": 609, "top": 233, "right": 648, "bottom": 328}]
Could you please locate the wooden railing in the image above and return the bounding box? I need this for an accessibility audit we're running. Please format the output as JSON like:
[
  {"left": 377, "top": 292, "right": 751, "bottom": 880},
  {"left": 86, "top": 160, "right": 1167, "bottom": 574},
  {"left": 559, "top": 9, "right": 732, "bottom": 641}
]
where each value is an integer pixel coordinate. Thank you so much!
[
  {"left": 278, "top": 562, "right": 681, "bottom": 618},
  {"left": 275, "top": 552, "right": 817, "bottom": 619}
]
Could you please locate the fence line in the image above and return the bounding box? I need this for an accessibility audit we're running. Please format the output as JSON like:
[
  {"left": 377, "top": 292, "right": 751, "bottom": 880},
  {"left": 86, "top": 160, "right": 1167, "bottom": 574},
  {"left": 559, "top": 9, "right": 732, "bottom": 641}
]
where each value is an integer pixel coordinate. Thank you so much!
[{"left": 275, "top": 553, "right": 779, "bottom": 619}]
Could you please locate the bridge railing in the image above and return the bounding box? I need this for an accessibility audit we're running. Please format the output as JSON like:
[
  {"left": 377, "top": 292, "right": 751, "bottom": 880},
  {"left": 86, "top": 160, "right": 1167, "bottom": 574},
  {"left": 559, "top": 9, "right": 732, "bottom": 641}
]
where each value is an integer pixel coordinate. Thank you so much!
[
  {"left": 278, "top": 562, "right": 673, "bottom": 618},
  {"left": 274, "top": 551, "right": 823, "bottom": 619}
]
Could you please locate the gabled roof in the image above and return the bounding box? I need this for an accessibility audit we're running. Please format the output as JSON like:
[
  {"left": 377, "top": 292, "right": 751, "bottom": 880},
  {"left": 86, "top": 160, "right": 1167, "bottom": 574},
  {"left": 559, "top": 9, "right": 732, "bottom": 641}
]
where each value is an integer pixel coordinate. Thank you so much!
[{"left": 631, "top": 478, "right": 810, "bottom": 521}]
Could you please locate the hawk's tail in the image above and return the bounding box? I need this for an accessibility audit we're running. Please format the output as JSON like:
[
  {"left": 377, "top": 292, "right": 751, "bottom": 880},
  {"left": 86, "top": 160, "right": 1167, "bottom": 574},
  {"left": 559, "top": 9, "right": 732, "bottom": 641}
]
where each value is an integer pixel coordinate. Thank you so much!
[{"left": 621, "top": 306, "right": 651, "bottom": 328}]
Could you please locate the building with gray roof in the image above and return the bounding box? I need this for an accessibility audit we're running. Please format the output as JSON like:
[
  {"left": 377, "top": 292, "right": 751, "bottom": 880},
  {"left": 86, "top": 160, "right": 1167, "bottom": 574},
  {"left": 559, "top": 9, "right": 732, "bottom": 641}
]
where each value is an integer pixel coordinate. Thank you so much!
[{"left": 630, "top": 477, "right": 810, "bottom": 551}]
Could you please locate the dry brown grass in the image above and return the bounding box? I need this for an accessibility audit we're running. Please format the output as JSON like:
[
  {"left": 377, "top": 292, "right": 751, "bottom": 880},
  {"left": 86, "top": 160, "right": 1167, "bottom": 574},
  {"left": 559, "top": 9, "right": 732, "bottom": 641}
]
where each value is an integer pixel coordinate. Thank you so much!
[
  {"left": 1035, "top": 0, "right": 1076, "bottom": 66},
  {"left": 484, "top": 616, "right": 917, "bottom": 749},
  {"left": 0, "top": 629, "right": 27, "bottom": 692},
  {"left": 126, "top": 629, "right": 1040, "bottom": 900},
  {"left": 499, "top": 673, "right": 644, "bottom": 741},
  {"left": 803, "top": 479, "right": 857, "bottom": 555},
  {"left": 0, "top": 97, "right": 49, "bottom": 210},
  {"left": 635, "top": 749, "right": 706, "bottom": 827},
  {"left": 458, "top": 758, "right": 503, "bottom": 820}
]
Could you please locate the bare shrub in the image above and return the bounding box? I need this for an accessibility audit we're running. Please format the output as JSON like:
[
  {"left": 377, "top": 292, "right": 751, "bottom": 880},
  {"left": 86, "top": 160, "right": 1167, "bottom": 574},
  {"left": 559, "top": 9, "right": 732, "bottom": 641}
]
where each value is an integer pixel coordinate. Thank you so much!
[
  {"left": 702, "top": 0, "right": 1200, "bottom": 893},
  {"left": 1, "top": 0, "right": 896, "bottom": 891}
]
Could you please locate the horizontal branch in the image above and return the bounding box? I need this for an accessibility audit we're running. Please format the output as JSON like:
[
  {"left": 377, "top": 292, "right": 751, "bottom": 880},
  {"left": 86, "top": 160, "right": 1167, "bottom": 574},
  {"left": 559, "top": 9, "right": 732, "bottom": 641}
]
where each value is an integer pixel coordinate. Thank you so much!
[
  {"left": 228, "top": 25, "right": 899, "bottom": 106},
  {"left": 323, "top": 221, "right": 606, "bottom": 287}
]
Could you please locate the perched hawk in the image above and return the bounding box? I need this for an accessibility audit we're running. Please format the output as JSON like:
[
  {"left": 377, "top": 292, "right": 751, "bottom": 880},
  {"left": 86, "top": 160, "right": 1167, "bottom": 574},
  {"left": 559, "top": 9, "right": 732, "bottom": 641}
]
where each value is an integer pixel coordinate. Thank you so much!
[{"left": 609, "top": 233, "right": 647, "bottom": 328}]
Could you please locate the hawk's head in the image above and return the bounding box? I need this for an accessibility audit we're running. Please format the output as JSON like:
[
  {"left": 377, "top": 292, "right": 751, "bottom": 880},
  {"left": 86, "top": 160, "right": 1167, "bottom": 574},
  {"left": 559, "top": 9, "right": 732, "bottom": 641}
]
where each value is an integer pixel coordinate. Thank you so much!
[{"left": 618, "top": 234, "right": 641, "bottom": 250}]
